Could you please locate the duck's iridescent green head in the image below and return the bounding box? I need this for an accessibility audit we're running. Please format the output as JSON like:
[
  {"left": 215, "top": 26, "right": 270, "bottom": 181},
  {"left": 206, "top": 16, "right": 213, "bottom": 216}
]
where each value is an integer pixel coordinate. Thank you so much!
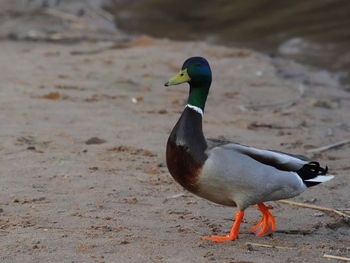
[
  {"left": 164, "top": 57, "right": 212, "bottom": 87},
  {"left": 165, "top": 57, "right": 212, "bottom": 112}
]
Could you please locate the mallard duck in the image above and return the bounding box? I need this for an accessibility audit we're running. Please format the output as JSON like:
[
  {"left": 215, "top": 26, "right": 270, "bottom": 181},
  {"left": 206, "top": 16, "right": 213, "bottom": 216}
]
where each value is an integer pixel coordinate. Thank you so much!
[{"left": 165, "top": 57, "right": 334, "bottom": 243}]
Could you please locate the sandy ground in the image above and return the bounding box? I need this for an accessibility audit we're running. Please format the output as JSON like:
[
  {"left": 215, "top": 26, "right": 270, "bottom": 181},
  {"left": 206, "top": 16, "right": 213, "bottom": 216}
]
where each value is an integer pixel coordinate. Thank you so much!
[
  {"left": 0, "top": 38, "right": 349, "bottom": 263},
  {"left": 0, "top": 3, "right": 350, "bottom": 262}
]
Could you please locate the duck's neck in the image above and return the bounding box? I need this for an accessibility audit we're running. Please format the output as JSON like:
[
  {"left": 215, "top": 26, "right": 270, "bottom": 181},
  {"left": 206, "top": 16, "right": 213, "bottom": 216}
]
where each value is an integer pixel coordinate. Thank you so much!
[
  {"left": 187, "top": 81, "right": 210, "bottom": 113},
  {"left": 167, "top": 82, "right": 210, "bottom": 163},
  {"left": 172, "top": 81, "right": 210, "bottom": 147}
]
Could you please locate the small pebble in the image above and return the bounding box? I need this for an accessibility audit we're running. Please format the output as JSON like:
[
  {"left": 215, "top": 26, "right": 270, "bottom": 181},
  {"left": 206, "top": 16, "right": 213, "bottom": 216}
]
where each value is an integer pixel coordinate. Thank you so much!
[
  {"left": 246, "top": 243, "right": 254, "bottom": 251},
  {"left": 305, "top": 198, "right": 317, "bottom": 203},
  {"left": 313, "top": 212, "right": 325, "bottom": 217},
  {"left": 85, "top": 137, "right": 106, "bottom": 145},
  {"left": 255, "top": 70, "right": 263, "bottom": 77}
]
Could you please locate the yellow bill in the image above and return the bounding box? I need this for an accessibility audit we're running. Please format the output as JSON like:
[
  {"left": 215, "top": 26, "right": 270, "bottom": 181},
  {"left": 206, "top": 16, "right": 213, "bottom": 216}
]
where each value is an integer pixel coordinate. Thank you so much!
[{"left": 164, "top": 69, "right": 190, "bottom": 86}]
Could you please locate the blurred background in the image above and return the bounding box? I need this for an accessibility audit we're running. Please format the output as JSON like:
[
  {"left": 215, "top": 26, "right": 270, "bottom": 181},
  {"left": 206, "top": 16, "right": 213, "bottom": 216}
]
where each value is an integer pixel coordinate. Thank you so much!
[
  {"left": 106, "top": 0, "right": 350, "bottom": 87},
  {"left": 2, "top": 0, "right": 350, "bottom": 87}
]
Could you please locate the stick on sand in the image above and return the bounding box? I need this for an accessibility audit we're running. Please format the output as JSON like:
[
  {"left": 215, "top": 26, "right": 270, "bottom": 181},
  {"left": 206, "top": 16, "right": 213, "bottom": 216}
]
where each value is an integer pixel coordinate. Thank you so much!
[
  {"left": 245, "top": 242, "right": 296, "bottom": 249},
  {"left": 277, "top": 200, "right": 350, "bottom": 221},
  {"left": 323, "top": 254, "right": 350, "bottom": 261},
  {"left": 306, "top": 139, "right": 350, "bottom": 153}
]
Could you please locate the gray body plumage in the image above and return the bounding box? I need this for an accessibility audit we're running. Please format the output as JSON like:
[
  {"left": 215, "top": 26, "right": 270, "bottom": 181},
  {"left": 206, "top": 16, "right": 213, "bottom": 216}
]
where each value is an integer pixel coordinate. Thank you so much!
[{"left": 196, "top": 142, "right": 308, "bottom": 210}]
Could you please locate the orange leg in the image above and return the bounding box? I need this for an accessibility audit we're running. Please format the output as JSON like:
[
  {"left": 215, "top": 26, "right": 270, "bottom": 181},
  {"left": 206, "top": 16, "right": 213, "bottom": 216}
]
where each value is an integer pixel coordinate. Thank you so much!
[
  {"left": 249, "top": 203, "right": 276, "bottom": 236},
  {"left": 202, "top": 210, "right": 244, "bottom": 243}
]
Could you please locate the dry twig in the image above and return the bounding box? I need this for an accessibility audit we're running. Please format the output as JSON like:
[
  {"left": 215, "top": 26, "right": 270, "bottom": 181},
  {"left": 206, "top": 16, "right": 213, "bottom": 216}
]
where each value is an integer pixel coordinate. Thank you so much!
[
  {"left": 306, "top": 139, "right": 350, "bottom": 153},
  {"left": 163, "top": 193, "right": 186, "bottom": 203},
  {"left": 323, "top": 254, "right": 350, "bottom": 261},
  {"left": 336, "top": 208, "right": 350, "bottom": 214},
  {"left": 277, "top": 200, "right": 350, "bottom": 222},
  {"left": 245, "top": 242, "right": 296, "bottom": 249}
]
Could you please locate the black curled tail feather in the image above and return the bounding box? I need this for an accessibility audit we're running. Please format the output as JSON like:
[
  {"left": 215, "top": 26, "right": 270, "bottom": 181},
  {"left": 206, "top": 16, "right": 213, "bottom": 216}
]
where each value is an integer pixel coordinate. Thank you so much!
[{"left": 297, "top": 162, "right": 328, "bottom": 187}]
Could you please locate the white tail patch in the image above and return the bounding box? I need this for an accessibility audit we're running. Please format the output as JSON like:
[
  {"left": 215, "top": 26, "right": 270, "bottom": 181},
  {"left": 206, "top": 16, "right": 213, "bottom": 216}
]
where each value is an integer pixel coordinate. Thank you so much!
[{"left": 304, "top": 175, "right": 334, "bottom": 183}]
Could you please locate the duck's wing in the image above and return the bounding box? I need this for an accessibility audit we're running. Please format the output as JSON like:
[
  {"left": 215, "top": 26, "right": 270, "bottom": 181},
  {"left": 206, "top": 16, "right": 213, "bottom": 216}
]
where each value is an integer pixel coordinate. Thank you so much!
[
  {"left": 208, "top": 142, "right": 332, "bottom": 186},
  {"left": 220, "top": 143, "right": 307, "bottom": 171},
  {"left": 269, "top": 150, "right": 310, "bottom": 162},
  {"left": 207, "top": 140, "right": 307, "bottom": 171}
]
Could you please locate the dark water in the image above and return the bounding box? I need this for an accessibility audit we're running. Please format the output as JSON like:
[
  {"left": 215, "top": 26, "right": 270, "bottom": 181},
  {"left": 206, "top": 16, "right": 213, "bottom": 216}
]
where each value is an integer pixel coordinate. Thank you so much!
[{"left": 106, "top": 0, "right": 350, "bottom": 87}]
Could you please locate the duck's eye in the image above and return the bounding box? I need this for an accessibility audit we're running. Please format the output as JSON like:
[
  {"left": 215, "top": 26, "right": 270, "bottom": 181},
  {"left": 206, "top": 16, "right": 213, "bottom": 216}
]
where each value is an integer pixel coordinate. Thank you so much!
[{"left": 180, "top": 73, "right": 184, "bottom": 76}]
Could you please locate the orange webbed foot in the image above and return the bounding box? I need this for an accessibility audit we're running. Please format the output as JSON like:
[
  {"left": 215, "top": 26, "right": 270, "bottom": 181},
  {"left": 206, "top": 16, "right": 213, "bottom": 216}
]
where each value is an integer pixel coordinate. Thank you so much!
[
  {"left": 202, "top": 210, "right": 244, "bottom": 243},
  {"left": 249, "top": 203, "right": 276, "bottom": 237},
  {"left": 249, "top": 216, "right": 264, "bottom": 233}
]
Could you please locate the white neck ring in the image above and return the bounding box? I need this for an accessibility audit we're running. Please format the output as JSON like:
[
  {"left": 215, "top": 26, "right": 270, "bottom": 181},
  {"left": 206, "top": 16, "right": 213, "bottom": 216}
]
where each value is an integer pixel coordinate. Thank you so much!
[{"left": 186, "top": 104, "right": 203, "bottom": 115}]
